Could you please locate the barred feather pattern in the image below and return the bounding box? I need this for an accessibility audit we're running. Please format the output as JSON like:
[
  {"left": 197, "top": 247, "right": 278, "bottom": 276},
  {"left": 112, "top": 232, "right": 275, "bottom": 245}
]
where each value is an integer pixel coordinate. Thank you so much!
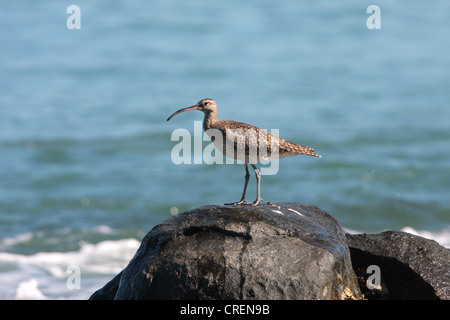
[{"left": 205, "top": 119, "right": 321, "bottom": 164}]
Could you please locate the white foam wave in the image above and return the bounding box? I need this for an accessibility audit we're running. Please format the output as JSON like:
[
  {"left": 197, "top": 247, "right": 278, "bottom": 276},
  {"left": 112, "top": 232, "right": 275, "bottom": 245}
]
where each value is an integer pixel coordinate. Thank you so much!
[
  {"left": 0, "top": 238, "right": 140, "bottom": 300},
  {"left": 0, "top": 232, "right": 34, "bottom": 249},
  {"left": 0, "top": 225, "right": 119, "bottom": 251},
  {"left": 15, "top": 279, "right": 46, "bottom": 300}
]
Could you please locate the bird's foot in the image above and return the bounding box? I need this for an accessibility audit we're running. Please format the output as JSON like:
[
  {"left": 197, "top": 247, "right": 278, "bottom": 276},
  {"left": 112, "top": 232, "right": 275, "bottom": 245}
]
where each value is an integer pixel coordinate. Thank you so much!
[
  {"left": 225, "top": 198, "right": 264, "bottom": 206},
  {"left": 225, "top": 199, "right": 252, "bottom": 206},
  {"left": 250, "top": 198, "right": 264, "bottom": 206}
]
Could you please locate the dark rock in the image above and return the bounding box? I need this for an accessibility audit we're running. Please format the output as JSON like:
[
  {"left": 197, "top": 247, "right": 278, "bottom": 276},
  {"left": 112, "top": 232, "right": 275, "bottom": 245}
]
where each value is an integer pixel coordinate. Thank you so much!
[
  {"left": 346, "top": 231, "right": 450, "bottom": 300},
  {"left": 90, "top": 203, "right": 363, "bottom": 300}
]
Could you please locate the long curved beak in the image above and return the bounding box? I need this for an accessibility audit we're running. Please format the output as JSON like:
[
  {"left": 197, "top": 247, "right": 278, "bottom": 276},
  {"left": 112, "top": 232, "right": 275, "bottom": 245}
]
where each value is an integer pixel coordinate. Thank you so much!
[{"left": 167, "top": 105, "right": 201, "bottom": 121}]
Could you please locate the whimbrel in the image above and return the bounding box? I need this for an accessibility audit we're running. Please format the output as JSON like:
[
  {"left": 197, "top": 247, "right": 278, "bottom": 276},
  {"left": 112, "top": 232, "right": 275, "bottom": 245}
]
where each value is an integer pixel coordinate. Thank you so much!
[{"left": 167, "top": 98, "right": 321, "bottom": 206}]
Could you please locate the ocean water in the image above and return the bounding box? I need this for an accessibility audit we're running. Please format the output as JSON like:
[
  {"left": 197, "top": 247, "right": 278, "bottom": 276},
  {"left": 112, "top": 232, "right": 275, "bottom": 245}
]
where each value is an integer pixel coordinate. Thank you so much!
[{"left": 0, "top": 0, "right": 449, "bottom": 299}]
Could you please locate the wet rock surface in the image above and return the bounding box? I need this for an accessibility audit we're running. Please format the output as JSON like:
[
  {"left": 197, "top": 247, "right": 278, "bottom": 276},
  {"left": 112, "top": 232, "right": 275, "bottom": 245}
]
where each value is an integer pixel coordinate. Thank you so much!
[
  {"left": 90, "top": 203, "right": 450, "bottom": 300},
  {"left": 90, "top": 203, "right": 362, "bottom": 300},
  {"left": 347, "top": 231, "right": 450, "bottom": 300}
]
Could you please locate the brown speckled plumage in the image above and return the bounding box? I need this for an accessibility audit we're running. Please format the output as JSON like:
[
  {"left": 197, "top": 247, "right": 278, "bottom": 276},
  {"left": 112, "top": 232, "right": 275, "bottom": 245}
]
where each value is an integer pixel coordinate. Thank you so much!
[
  {"left": 167, "top": 98, "right": 321, "bottom": 205},
  {"left": 206, "top": 119, "right": 321, "bottom": 162},
  {"left": 198, "top": 98, "right": 321, "bottom": 161}
]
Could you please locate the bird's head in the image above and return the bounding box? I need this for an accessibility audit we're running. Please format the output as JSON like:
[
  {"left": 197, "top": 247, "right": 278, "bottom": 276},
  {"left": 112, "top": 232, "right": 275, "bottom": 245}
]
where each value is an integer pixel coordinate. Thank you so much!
[{"left": 167, "top": 98, "right": 217, "bottom": 121}]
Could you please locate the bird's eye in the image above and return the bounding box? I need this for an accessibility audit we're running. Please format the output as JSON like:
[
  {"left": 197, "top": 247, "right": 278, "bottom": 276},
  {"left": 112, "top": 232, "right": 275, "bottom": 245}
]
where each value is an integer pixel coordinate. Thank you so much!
[{"left": 204, "top": 101, "right": 209, "bottom": 106}]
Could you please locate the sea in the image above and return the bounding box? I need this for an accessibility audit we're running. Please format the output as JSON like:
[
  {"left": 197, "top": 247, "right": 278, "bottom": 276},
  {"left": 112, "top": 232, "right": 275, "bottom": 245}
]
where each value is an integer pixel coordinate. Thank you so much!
[{"left": 0, "top": 0, "right": 449, "bottom": 299}]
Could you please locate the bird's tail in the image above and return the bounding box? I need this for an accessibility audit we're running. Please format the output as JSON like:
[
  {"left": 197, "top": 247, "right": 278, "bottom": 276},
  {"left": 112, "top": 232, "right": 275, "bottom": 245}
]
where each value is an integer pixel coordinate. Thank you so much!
[
  {"left": 280, "top": 139, "right": 321, "bottom": 158},
  {"left": 298, "top": 145, "right": 321, "bottom": 158}
]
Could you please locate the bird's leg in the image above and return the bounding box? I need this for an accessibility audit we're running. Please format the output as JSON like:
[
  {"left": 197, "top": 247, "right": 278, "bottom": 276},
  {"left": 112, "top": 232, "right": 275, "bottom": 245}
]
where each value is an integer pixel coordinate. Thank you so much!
[
  {"left": 225, "top": 164, "right": 251, "bottom": 205},
  {"left": 251, "top": 164, "right": 264, "bottom": 206}
]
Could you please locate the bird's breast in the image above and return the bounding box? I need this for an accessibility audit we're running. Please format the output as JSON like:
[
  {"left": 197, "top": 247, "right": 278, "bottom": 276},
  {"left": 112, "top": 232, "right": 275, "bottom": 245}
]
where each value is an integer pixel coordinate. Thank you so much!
[{"left": 205, "top": 127, "right": 281, "bottom": 164}]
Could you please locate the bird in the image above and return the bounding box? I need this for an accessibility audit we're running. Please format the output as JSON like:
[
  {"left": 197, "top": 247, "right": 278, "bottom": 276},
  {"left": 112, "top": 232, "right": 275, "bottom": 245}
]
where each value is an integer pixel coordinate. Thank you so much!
[{"left": 167, "top": 98, "right": 321, "bottom": 206}]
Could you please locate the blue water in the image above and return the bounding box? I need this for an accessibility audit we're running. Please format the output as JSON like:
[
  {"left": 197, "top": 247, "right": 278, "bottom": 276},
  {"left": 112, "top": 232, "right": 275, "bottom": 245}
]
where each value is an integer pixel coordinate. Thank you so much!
[{"left": 0, "top": 1, "right": 449, "bottom": 299}]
